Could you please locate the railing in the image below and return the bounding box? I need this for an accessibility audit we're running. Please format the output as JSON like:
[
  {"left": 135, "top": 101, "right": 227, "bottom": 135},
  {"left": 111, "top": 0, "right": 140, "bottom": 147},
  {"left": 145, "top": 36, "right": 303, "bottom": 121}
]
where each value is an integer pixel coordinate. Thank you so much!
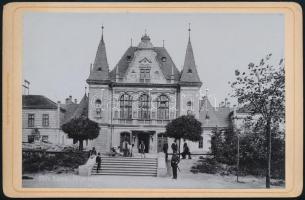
[{"left": 113, "top": 118, "right": 170, "bottom": 125}]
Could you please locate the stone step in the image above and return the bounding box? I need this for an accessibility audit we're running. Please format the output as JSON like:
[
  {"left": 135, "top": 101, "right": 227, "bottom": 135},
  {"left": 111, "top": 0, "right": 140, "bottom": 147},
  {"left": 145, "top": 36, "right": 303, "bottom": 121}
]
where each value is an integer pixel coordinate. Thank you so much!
[{"left": 91, "top": 172, "right": 157, "bottom": 176}]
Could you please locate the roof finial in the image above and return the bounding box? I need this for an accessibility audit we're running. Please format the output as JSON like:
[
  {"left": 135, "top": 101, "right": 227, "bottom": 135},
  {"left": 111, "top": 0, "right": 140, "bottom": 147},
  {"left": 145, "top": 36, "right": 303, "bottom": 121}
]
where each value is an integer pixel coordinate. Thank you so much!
[
  {"left": 145, "top": 28, "right": 147, "bottom": 36},
  {"left": 130, "top": 38, "right": 133, "bottom": 46},
  {"left": 90, "top": 63, "right": 92, "bottom": 72},
  {"left": 101, "top": 24, "right": 104, "bottom": 40},
  {"left": 188, "top": 23, "right": 191, "bottom": 41},
  {"left": 162, "top": 40, "right": 165, "bottom": 47}
]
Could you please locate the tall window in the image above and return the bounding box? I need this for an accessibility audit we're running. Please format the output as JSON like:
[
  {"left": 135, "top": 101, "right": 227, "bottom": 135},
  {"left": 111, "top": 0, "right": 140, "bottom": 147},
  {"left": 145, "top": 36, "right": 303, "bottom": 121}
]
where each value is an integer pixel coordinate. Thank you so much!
[
  {"left": 95, "top": 99, "right": 102, "bottom": 117},
  {"left": 139, "top": 69, "right": 150, "bottom": 83},
  {"left": 42, "top": 114, "right": 49, "bottom": 127},
  {"left": 138, "top": 94, "right": 150, "bottom": 120},
  {"left": 28, "top": 114, "right": 35, "bottom": 127},
  {"left": 198, "top": 136, "right": 203, "bottom": 148},
  {"left": 120, "top": 94, "right": 132, "bottom": 119},
  {"left": 157, "top": 95, "right": 169, "bottom": 120}
]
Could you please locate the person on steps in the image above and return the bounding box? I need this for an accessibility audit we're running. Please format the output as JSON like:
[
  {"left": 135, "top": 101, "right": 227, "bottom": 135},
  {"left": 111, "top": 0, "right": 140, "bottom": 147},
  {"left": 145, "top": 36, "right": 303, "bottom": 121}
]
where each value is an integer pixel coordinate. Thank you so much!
[
  {"left": 95, "top": 152, "right": 101, "bottom": 173},
  {"left": 163, "top": 142, "right": 169, "bottom": 161},
  {"left": 139, "top": 140, "right": 146, "bottom": 158}
]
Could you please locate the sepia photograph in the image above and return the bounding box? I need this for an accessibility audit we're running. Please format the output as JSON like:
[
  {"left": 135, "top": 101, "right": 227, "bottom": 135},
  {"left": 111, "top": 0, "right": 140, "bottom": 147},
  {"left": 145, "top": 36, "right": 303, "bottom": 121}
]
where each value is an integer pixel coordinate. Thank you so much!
[{"left": 2, "top": 2, "right": 303, "bottom": 198}]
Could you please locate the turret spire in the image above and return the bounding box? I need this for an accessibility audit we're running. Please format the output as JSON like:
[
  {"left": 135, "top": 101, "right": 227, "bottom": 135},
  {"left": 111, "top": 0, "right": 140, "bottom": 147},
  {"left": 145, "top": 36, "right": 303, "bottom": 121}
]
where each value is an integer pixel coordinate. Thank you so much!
[
  {"left": 188, "top": 23, "right": 191, "bottom": 41},
  {"left": 86, "top": 26, "right": 110, "bottom": 83},
  {"left": 179, "top": 24, "right": 202, "bottom": 86}
]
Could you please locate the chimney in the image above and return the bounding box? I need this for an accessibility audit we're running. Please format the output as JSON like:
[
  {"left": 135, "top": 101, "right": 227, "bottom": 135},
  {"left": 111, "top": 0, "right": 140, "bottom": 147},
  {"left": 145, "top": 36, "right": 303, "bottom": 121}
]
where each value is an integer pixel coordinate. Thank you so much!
[
  {"left": 69, "top": 95, "right": 72, "bottom": 101},
  {"left": 74, "top": 99, "right": 77, "bottom": 104}
]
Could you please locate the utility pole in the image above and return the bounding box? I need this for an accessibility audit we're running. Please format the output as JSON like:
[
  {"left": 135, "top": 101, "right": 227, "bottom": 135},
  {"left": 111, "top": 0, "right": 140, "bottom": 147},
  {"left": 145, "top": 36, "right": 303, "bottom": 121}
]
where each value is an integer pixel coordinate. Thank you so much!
[{"left": 233, "top": 106, "right": 240, "bottom": 183}]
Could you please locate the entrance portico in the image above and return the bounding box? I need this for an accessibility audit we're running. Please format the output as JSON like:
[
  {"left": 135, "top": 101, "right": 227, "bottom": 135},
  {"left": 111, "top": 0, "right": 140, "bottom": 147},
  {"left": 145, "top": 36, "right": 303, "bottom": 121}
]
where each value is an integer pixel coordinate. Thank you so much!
[{"left": 131, "top": 130, "right": 155, "bottom": 153}]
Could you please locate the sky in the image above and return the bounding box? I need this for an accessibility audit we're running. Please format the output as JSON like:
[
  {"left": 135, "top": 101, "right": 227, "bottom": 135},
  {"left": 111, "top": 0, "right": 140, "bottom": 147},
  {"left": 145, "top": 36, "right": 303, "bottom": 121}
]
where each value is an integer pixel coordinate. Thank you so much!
[{"left": 23, "top": 12, "right": 284, "bottom": 106}]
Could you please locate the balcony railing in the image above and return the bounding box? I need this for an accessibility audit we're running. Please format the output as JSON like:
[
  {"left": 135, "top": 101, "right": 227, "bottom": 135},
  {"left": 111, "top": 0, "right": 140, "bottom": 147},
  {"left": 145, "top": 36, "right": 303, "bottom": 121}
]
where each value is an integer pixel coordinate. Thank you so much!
[{"left": 113, "top": 118, "right": 170, "bottom": 125}]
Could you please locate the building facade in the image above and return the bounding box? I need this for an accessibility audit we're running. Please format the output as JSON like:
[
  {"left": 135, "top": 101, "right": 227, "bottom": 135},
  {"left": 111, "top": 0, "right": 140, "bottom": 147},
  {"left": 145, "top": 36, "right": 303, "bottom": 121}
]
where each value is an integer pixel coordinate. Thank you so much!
[
  {"left": 86, "top": 29, "right": 232, "bottom": 154},
  {"left": 22, "top": 95, "right": 70, "bottom": 144}
]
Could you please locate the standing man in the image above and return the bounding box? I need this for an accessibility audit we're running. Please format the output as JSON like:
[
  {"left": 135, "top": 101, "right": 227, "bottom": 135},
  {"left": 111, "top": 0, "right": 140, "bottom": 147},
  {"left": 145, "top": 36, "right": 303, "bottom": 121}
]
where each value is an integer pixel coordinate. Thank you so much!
[
  {"left": 95, "top": 152, "right": 101, "bottom": 173},
  {"left": 171, "top": 139, "right": 178, "bottom": 153},
  {"left": 122, "top": 139, "right": 128, "bottom": 157},
  {"left": 139, "top": 140, "right": 146, "bottom": 158},
  {"left": 163, "top": 142, "right": 169, "bottom": 161},
  {"left": 171, "top": 151, "right": 180, "bottom": 179}
]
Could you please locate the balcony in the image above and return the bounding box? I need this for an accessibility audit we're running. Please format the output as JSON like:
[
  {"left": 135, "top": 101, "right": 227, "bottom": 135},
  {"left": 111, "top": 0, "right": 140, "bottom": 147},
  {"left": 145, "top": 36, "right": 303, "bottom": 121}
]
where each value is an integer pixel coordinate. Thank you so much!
[{"left": 113, "top": 118, "right": 170, "bottom": 126}]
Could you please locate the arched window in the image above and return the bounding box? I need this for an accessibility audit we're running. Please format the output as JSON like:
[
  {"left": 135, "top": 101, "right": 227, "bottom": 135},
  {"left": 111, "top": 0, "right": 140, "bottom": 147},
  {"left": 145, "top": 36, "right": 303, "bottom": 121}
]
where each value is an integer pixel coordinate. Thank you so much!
[
  {"left": 157, "top": 95, "right": 169, "bottom": 120},
  {"left": 120, "top": 94, "right": 132, "bottom": 119},
  {"left": 95, "top": 99, "right": 102, "bottom": 116},
  {"left": 138, "top": 94, "right": 150, "bottom": 120}
]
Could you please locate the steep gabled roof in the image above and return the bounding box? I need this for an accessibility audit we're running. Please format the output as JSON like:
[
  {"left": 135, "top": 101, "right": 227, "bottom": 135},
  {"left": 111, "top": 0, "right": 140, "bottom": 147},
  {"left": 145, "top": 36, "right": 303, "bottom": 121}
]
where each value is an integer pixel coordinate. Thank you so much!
[
  {"left": 22, "top": 95, "right": 58, "bottom": 110},
  {"left": 180, "top": 39, "right": 202, "bottom": 85},
  {"left": 87, "top": 32, "right": 110, "bottom": 83},
  {"left": 199, "top": 96, "right": 231, "bottom": 128},
  {"left": 109, "top": 46, "right": 180, "bottom": 82},
  {"left": 61, "top": 103, "right": 79, "bottom": 124},
  {"left": 69, "top": 94, "right": 89, "bottom": 119}
]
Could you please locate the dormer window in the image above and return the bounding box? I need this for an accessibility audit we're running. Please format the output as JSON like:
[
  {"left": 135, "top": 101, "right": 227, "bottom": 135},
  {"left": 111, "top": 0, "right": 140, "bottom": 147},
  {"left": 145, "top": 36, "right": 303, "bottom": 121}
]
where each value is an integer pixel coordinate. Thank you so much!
[
  {"left": 97, "top": 67, "right": 102, "bottom": 71},
  {"left": 126, "top": 55, "right": 132, "bottom": 62},
  {"left": 161, "top": 57, "right": 167, "bottom": 62},
  {"left": 187, "top": 69, "right": 192, "bottom": 73}
]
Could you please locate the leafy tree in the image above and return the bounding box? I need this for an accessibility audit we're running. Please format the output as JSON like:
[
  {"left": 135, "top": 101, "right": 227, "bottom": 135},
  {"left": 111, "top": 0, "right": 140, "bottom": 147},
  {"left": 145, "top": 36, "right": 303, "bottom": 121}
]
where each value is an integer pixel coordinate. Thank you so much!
[
  {"left": 165, "top": 115, "right": 202, "bottom": 155},
  {"left": 230, "top": 54, "right": 285, "bottom": 188},
  {"left": 62, "top": 116, "right": 100, "bottom": 150}
]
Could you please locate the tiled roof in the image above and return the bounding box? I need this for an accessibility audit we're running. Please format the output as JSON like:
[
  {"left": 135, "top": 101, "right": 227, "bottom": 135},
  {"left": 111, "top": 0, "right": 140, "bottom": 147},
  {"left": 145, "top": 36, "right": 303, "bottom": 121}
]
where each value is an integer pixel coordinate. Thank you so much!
[
  {"left": 179, "top": 39, "right": 201, "bottom": 84},
  {"left": 61, "top": 103, "right": 79, "bottom": 124},
  {"left": 69, "top": 94, "right": 89, "bottom": 119},
  {"left": 22, "top": 95, "right": 58, "bottom": 110},
  {"left": 87, "top": 34, "right": 110, "bottom": 82},
  {"left": 199, "top": 96, "right": 232, "bottom": 128},
  {"left": 109, "top": 46, "right": 180, "bottom": 82}
]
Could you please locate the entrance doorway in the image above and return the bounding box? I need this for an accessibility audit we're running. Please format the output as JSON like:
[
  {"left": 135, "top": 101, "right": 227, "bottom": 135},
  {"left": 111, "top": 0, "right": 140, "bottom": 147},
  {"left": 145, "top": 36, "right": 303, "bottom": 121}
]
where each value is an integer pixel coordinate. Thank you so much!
[
  {"left": 120, "top": 132, "right": 131, "bottom": 152},
  {"left": 137, "top": 133, "right": 150, "bottom": 153},
  {"left": 157, "top": 133, "right": 168, "bottom": 153},
  {"left": 132, "top": 131, "right": 154, "bottom": 153}
]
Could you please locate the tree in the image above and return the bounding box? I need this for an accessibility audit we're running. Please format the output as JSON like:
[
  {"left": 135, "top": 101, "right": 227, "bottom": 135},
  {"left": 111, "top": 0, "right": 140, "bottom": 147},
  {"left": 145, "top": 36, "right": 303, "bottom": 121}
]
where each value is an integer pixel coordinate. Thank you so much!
[
  {"left": 230, "top": 54, "right": 285, "bottom": 188},
  {"left": 165, "top": 115, "right": 202, "bottom": 155},
  {"left": 62, "top": 116, "right": 100, "bottom": 151}
]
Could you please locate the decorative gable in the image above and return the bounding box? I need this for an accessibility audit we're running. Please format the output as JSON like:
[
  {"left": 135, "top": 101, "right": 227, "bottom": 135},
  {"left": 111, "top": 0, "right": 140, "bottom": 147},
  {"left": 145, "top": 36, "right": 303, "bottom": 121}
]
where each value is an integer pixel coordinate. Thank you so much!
[{"left": 139, "top": 57, "right": 152, "bottom": 64}]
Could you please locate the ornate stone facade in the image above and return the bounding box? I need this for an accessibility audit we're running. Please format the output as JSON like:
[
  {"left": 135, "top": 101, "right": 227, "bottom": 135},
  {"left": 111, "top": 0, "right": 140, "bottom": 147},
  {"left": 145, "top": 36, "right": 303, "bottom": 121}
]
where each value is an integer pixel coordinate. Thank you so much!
[{"left": 85, "top": 31, "right": 217, "bottom": 154}]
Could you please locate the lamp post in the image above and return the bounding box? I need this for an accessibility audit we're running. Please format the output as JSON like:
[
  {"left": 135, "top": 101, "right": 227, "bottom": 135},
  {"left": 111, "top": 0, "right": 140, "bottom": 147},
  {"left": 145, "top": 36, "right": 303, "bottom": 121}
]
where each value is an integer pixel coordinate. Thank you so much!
[{"left": 233, "top": 106, "right": 240, "bottom": 183}]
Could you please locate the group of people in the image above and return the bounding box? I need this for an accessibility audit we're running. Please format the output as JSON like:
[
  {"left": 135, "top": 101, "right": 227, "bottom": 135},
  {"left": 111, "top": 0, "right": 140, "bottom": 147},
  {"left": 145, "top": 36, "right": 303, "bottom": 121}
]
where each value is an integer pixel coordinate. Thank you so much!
[
  {"left": 92, "top": 139, "right": 192, "bottom": 178},
  {"left": 162, "top": 140, "right": 192, "bottom": 179},
  {"left": 119, "top": 139, "right": 147, "bottom": 158}
]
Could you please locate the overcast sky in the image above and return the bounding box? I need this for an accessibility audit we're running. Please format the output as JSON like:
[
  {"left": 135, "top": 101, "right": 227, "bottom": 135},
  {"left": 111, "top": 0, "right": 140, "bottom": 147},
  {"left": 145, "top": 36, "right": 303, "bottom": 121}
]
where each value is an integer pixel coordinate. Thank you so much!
[{"left": 23, "top": 12, "right": 284, "bottom": 106}]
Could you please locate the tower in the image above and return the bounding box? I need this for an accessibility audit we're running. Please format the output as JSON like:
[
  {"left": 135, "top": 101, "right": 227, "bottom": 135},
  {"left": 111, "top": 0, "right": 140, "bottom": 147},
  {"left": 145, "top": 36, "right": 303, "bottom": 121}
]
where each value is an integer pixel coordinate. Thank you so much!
[
  {"left": 179, "top": 24, "right": 202, "bottom": 118},
  {"left": 86, "top": 25, "right": 112, "bottom": 153}
]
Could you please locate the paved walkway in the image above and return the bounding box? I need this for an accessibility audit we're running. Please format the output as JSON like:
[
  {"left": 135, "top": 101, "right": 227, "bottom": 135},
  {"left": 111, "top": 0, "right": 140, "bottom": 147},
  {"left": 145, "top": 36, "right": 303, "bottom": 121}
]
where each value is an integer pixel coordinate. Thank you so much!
[{"left": 22, "top": 156, "right": 284, "bottom": 189}]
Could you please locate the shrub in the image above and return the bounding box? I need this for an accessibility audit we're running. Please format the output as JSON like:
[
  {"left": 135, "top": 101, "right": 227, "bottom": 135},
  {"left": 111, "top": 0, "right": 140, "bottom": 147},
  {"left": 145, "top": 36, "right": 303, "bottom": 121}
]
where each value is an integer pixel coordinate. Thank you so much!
[{"left": 22, "top": 151, "right": 89, "bottom": 173}]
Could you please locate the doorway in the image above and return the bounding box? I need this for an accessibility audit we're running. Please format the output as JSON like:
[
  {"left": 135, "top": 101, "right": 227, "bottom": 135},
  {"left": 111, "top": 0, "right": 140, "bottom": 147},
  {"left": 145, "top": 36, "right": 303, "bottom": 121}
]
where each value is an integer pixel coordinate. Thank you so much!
[
  {"left": 157, "top": 133, "right": 168, "bottom": 153},
  {"left": 137, "top": 133, "right": 150, "bottom": 153}
]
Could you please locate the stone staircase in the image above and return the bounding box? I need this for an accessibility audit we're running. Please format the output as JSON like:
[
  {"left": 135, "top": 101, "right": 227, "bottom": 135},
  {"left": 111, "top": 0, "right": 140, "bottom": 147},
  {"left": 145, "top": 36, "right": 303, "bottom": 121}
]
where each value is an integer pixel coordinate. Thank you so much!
[{"left": 91, "top": 157, "right": 158, "bottom": 176}]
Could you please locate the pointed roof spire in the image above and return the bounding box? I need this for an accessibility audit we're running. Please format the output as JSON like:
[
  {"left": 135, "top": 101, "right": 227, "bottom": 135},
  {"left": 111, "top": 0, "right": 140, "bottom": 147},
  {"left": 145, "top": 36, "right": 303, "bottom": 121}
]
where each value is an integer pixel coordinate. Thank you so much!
[
  {"left": 101, "top": 24, "right": 104, "bottom": 41},
  {"left": 87, "top": 25, "right": 110, "bottom": 84},
  {"left": 188, "top": 23, "right": 191, "bottom": 41},
  {"left": 179, "top": 24, "right": 202, "bottom": 86}
]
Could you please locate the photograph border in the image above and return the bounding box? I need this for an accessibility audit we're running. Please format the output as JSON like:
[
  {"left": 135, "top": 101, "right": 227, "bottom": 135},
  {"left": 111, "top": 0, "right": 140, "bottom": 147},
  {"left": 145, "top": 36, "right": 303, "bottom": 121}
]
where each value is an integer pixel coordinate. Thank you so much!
[{"left": 2, "top": 2, "right": 303, "bottom": 198}]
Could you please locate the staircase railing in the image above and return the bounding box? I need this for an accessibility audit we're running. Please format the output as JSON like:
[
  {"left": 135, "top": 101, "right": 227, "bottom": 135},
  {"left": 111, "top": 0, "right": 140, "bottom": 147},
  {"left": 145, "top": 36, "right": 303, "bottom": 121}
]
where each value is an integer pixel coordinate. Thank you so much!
[{"left": 78, "top": 155, "right": 96, "bottom": 176}]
